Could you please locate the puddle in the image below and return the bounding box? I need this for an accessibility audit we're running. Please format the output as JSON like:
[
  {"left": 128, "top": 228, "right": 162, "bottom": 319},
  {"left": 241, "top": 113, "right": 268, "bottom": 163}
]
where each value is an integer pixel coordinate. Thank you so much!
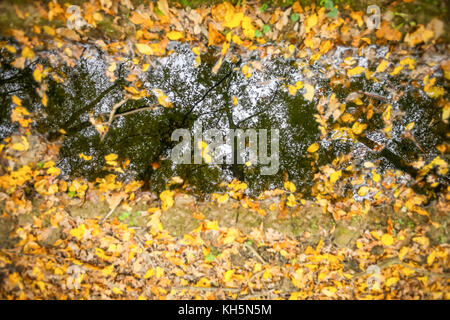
[{"left": 0, "top": 42, "right": 447, "bottom": 197}]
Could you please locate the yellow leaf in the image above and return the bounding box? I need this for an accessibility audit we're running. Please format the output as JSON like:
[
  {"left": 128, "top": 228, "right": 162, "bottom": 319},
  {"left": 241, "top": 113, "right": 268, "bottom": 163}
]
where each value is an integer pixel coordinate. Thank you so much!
[
  {"left": 79, "top": 153, "right": 92, "bottom": 161},
  {"left": 152, "top": 88, "right": 173, "bottom": 108},
  {"left": 105, "top": 154, "right": 118, "bottom": 161},
  {"left": 376, "top": 60, "right": 389, "bottom": 73},
  {"left": 357, "top": 186, "right": 369, "bottom": 196},
  {"left": 390, "top": 65, "right": 404, "bottom": 76},
  {"left": 167, "top": 31, "right": 184, "bottom": 40},
  {"left": 399, "top": 57, "right": 415, "bottom": 70},
  {"left": 208, "top": 23, "right": 225, "bottom": 46},
  {"left": 413, "top": 236, "right": 429, "bottom": 247},
  {"left": 307, "top": 142, "right": 319, "bottom": 153},
  {"left": 144, "top": 268, "right": 155, "bottom": 279},
  {"left": 372, "top": 171, "right": 381, "bottom": 183},
  {"left": 22, "top": 47, "right": 35, "bottom": 59},
  {"left": 223, "top": 12, "right": 243, "bottom": 29},
  {"left": 321, "top": 286, "right": 337, "bottom": 297},
  {"left": 47, "top": 166, "right": 61, "bottom": 176},
  {"left": 124, "top": 86, "right": 140, "bottom": 95},
  {"left": 33, "top": 65, "right": 43, "bottom": 83},
  {"left": 155, "top": 266, "right": 164, "bottom": 278},
  {"left": 383, "top": 105, "right": 392, "bottom": 122},
  {"left": 351, "top": 121, "right": 367, "bottom": 135},
  {"left": 404, "top": 24, "right": 434, "bottom": 46},
  {"left": 284, "top": 181, "right": 296, "bottom": 192},
  {"left": 12, "top": 95, "right": 22, "bottom": 106},
  {"left": 398, "top": 247, "right": 409, "bottom": 260},
  {"left": 424, "top": 85, "right": 444, "bottom": 98},
  {"left": 48, "top": 183, "right": 58, "bottom": 194},
  {"left": 102, "top": 265, "right": 114, "bottom": 277},
  {"left": 11, "top": 135, "right": 29, "bottom": 151},
  {"left": 427, "top": 251, "right": 436, "bottom": 266},
  {"left": 136, "top": 43, "right": 153, "bottom": 55},
  {"left": 4, "top": 44, "right": 16, "bottom": 53},
  {"left": 112, "top": 287, "right": 123, "bottom": 295},
  {"left": 288, "top": 85, "right": 297, "bottom": 96},
  {"left": 241, "top": 16, "right": 256, "bottom": 39},
  {"left": 405, "top": 122, "right": 415, "bottom": 130},
  {"left": 205, "top": 220, "right": 219, "bottom": 230},
  {"left": 217, "top": 193, "right": 229, "bottom": 204},
  {"left": 330, "top": 170, "right": 342, "bottom": 184},
  {"left": 295, "top": 81, "right": 303, "bottom": 89},
  {"left": 93, "top": 12, "right": 103, "bottom": 21},
  {"left": 233, "top": 96, "right": 238, "bottom": 106},
  {"left": 195, "top": 277, "right": 211, "bottom": 288},
  {"left": 286, "top": 194, "right": 298, "bottom": 207},
  {"left": 305, "top": 13, "right": 318, "bottom": 32},
  {"left": 303, "top": 83, "right": 315, "bottom": 101},
  {"left": 70, "top": 224, "right": 86, "bottom": 241},
  {"left": 223, "top": 269, "right": 234, "bottom": 282},
  {"left": 385, "top": 277, "right": 399, "bottom": 287},
  {"left": 160, "top": 190, "right": 174, "bottom": 211},
  {"left": 157, "top": 0, "right": 170, "bottom": 16},
  {"left": 107, "top": 62, "right": 116, "bottom": 72},
  {"left": 381, "top": 233, "right": 394, "bottom": 246},
  {"left": 41, "top": 93, "right": 47, "bottom": 107},
  {"left": 347, "top": 66, "right": 365, "bottom": 77}
]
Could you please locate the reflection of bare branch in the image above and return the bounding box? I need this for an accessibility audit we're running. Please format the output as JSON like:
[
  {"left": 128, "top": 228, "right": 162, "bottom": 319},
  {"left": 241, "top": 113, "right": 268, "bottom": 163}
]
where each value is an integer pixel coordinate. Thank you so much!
[
  {"left": 100, "top": 98, "right": 128, "bottom": 142},
  {"left": 113, "top": 104, "right": 157, "bottom": 119},
  {"left": 65, "top": 80, "right": 122, "bottom": 126},
  {"left": 183, "top": 59, "right": 241, "bottom": 119},
  {"left": 238, "top": 85, "right": 280, "bottom": 126},
  {"left": 237, "top": 90, "right": 279, "bottom": 126}
]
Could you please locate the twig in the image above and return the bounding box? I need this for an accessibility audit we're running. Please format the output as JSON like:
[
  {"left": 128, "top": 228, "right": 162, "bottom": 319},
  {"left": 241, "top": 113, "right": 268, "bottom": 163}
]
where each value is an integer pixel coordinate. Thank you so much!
[
  {"left": 352, "top": 256, "right": 450, "bottom": 279},
  {"left": 239, "top": 291, "right": 274, "bottom": 300},
  {"left": 249, "top": 269, "right": 265, "bottom": 281},
  {"left": 100, "top": 98, "right": 128, "bottom": 142},
  {"left": 244, "top": 243, "right": 267, "bottom": 265},
  {"left": 172, "top": 286, "right": 241, "bottom": 293},
  {"left": 100, "top": 197, "right": 123, "bottom": 224}
]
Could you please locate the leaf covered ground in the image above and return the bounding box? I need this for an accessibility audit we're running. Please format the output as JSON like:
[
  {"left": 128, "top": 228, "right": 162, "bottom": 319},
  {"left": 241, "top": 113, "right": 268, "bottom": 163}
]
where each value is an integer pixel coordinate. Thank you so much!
[{"left": 0, "top": 0, "right": 449, "bottom": 299}]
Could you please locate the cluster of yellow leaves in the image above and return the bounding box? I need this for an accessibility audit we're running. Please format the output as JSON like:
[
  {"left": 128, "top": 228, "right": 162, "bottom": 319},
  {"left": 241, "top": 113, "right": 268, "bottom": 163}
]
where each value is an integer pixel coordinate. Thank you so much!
[
  {"left": 423, "top": 75, "right": 444, "bottom": 99},
  {"left": 288, "top": 81, "right": 303, "bottom": 96},
  {"left": 96, "top": 174, "right": 122, "bottom": 193},
  {"left": 212, "top": 192, "right": 229, "bottom": 204},
  {"left": 226, "top": 179, "right": 247, "bottom": 199},
  {"left": 210, "top": 2, "right": 256, "bottom": 40},
  {"left": 0, "top": 165, "right": 33, "bottom": 192},
  {"left": 160, "top": 190, "right": 174, "bottom": 211},
  {"left": 417, "top": 156, "right": 448, "bottom": 177},
  {"left": 68, "top": 179, "right": 89, "bottom": 198},
  {"left": 10, "top": 96, "right": 33, "bottom": 128},
  {"left": 404, "top": 25, "right": 434, "bottom": 47}
]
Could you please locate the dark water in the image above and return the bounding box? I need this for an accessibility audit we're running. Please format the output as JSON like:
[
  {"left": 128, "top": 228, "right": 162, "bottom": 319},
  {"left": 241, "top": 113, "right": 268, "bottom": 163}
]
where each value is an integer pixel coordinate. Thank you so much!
[{"left": 0, "top": 42, "right": 448, "bottom": 197}]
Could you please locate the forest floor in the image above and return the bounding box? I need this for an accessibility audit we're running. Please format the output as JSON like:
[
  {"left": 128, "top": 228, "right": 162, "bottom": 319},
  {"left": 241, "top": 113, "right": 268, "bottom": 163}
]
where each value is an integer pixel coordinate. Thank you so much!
[{"left": 0, "top": 0, "right": 449, "bottom": 299}]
